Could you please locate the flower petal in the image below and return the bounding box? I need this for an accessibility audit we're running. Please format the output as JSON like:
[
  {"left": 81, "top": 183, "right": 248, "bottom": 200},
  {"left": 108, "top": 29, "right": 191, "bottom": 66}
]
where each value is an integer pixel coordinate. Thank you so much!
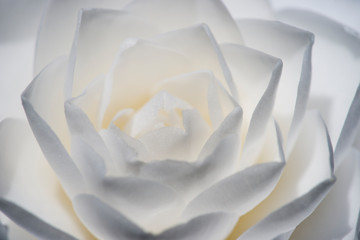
[
  {"left": 0, "top": 198, "right": 77, "bottom": 240},
  {"left": 65, "top": 99, "right": 113, "bottom": 171},
  {"left": 153, "top": 70, "right": 236, "bottom": 130},
  {"left": 230, "top": 111, "right": 335, "bottom": 238},
  {"left": 238, "top": 178, "right": 335, "bottom": 240},
  {"left": 270, "top": 0, "right": 360, "bottom": 33},
  {"left": 0, "top": 119, "right": 94, "bottom": 239},
  {"left": 290, "top": 148, "right": 360, "bottom": 240},
  {"left": 182, "top": 120, "right": 284, "bottom": 220},
  {"left": 139, "top": 109, "right": 211, "bottom": 161},
  {"left": 237, "top": 19, "right": 314, "bottom": 153},
  {"left": 22, "top": 57, "right": 85, "bottom": 198},
  {"left": 34, "top": 0, "right": 133, "bottom": 74},
  {"left": 71, "top": 75, "right": 106, "bottom": 130},
  {"left": 138, "top": 106, "right": 242, "bottom": 199},
  {"left": 155, "top": 212, "right": 238, "bottom": 240},
  {"left": 334, "top": 84, "right": 360, "bottom": 169},
  {"left": 71, "top": 136, "right": 181, "bottom": 232},
  {"left": 221, "top": 44, "right": 283, "bottom": 168},
  {"left": 68, "top": 8, "right": 160, "bottom": 98},
  {"left": 73, "top": 194, "right": 149, "bottom": 240},
  {"left": 223, "top": 0, "right": 274, "bottom": 20},
  {"left": 275, "top": 10, "right": 360, "bottom": 151},
  {"left": 139, "top": 133, "right": 240, "bottom": 201},
  {"left": 125, "top": 0, "right": 243, "bottom": 44}
]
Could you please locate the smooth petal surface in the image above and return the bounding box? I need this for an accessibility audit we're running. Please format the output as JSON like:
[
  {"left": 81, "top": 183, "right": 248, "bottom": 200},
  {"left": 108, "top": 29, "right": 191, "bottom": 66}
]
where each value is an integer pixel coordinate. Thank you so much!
[
  {"left": 275, "top": 10, "right": 360, "bottom": 150},
  {"left": 291, "top": 149, "right": 360, "bottom": 240},
  {"left": 238, "top": 178, "right": 334, "bottom": 240},
  {"left": 221, "top": 44, "right": 283, "bottom": 167},
  {"left": 153, "top": 71, "right": 236, "bottom": 130},
  {"left": 155, "top": 212, "right": 238, "bottom": 240},
  {"left": 71, "top": 137, "right": 181, "bottom": 232},
  {"left": 334, "top": 83, "right": 360, "bottom": 169},
  {"left": 73, "top": 194, "right": 149, "bottom": 240},
  {"left": 228, "top": 111, "right": 334, "bottom": 238},
  {"left": 68, "top": 8, "right": 160, "bottom": 98},
  {"left": 22, "top": 58, "right": 85, "bottom": 198},
  {"left": 0, "top": 119, "right": 94, "bottom": 239},
  {"left": 0, "top": 198, "right": 76, "bottom": 240},
  {"left": 125, "top": 0, "right": 243, "bottom": 44},
  {"left": 139, "top": 134, "right": 239, "bottom": 201},
  {"left": 65, "top": 100, "right": 113, "bottom": 171},
  {"left": 223, "top": 0, "right": 274, "bottom": 20},
  {"left": 35, "top": 0, "right": 133, "bottom": 74},
  {"left": 238, "top": 19, "right": 314, "bottom": 152},
  {"left": 270, "top": 0, "right": 360, "bottom": 33},
  {"left": 182, "top": 120, "right": 285, "bottom": 220}
]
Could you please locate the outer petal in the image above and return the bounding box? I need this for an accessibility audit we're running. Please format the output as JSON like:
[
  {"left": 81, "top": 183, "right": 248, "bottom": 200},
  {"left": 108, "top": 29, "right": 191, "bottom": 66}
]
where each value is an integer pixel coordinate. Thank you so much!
[
  {"left": 238, "top": 179, "right": 334, "bottom": 240},
  {"left": 270, "top": 0, "right": 360, "bottom": 33},
  {"left": 290, "top": 149, "right": 360, "bottom": 240},
  {"left": 34, "top": 0, "right": 133, "bottom": 74},
  {"left": 275, "top": 10, "right": 360, "bottom": 151},
  {"left": 237, "top": 19, "right": 314, "bottom": 153},
  {"left": 0, "top": 198, "right": 77, "bottom": 240},
  {"left": 125, "top": 0, "right": 243, "bottom": 44},
  {"left": 228, "top": 111, "right": 334, "bottom": 239},
  {"left": 68, "top": 8, "right": 160, "bottom": 99},
  {"left": 74, "top": 194, "right": 238, "bottom": 240},
  {"left": 223, "top": 0, "right": 274, "bottom": 20},
  {"left": 73, "top": 194, "right": 149, "bottom": 240},
  {"left": 0, "top": 119, "right": 93, "bottom": 239},
  {"left": 155, "top": 212, "right": 238, "bottom": 240},
  {"left": 221, "top": 44, "right": 283, "bottom": 168},
  {"left": 22, "top": 57, "right": 86, "bottom": 198}
]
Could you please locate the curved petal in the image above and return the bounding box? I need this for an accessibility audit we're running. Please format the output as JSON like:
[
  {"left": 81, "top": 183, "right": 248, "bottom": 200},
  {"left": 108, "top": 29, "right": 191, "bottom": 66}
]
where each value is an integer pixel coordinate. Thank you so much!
[
  {"left": 0, "top": 198, "right": 76, "bottom": 240},
  {"left": 223, "top": 0, "right": 274, "bottom": 20},
  {"left": 271, "top": 230, "right": 293, "bottom": 240},
  {"left": 270, "top": 0, "right": 360, "bottom": 33},
  {"left": 0, "top": 119, "right": 94, "bottom": 239},
  {"left": 229, "top": 111, "right": 334, "bottom": 238},
  {"left": 71, "top": 75, "right": 106, "bottom": 130},
  {"left": 221, "top": 44, "right": 283, "bottom": 167},
  {"left": 155, "top": 212, "right": 238, "bottom": 240},
  {"left": 68, "top": 8, "right": 160, "bottom": 98},
  {"left": 239, "top": 178, "right": 334, "bottom": 240},
  {"left": 71, "top": 137, "right": 182, "bottom": 232},
  {"left": 35, "top": 0, "right": 133, "bottom": 74},
  {"left": 139, "top": 109, "right": 211, "bottom": 161},
  {"left": 139, "top": 133, "right": 240, "bottom": 201},
  {"left": 334, "top": 84, "right": 360, "bottom": 168},
  {"left": 153, "top": 70, "right": 237, "bottom": 130},
  {"left": 182, "top": 120, "right": 285, "bottom": 221},
  {"left": 103, "top": 38, "right": 191, "bottom": 127},
  {"left": 100, "top": 126, "right": 147, "bottom": 174},
  {"left": 275, "top": 10, "right": 360, "bottom": 151},
  {"left": 73, "top": 194, "right": 149, "bottom": 240},
  {"left": 290, "top": 149, "right": 360, "bottom": 240},
  {"left": 237, "top": 19, "right": 314, "bottom": 152},
  {"left": 65, "top": 99, "right": 113, "bottom": 171},
  {"left": 125, "top": 0, "right": 243, "bottom": 44},
  {"left": 22, "top": 57, "right": 85, "bottom": 198},
  {"left": 137, "top": 106, "right": 242, "bottom": 199},
  {"left": 126, "top": 91, "right": 192, "bottom": 138}
]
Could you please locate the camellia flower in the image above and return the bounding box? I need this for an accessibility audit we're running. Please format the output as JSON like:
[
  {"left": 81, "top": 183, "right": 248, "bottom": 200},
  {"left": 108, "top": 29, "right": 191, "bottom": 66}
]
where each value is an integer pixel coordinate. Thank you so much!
[{"left": 0, "top": 0, "right": 359, "bottom": 239}]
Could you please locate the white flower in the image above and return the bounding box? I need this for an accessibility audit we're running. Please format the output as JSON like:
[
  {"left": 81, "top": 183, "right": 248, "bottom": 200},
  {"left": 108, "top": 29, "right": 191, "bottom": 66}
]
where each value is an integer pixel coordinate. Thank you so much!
[{"left": 0, "top": 0, "right": 359, "bottom": 240}]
